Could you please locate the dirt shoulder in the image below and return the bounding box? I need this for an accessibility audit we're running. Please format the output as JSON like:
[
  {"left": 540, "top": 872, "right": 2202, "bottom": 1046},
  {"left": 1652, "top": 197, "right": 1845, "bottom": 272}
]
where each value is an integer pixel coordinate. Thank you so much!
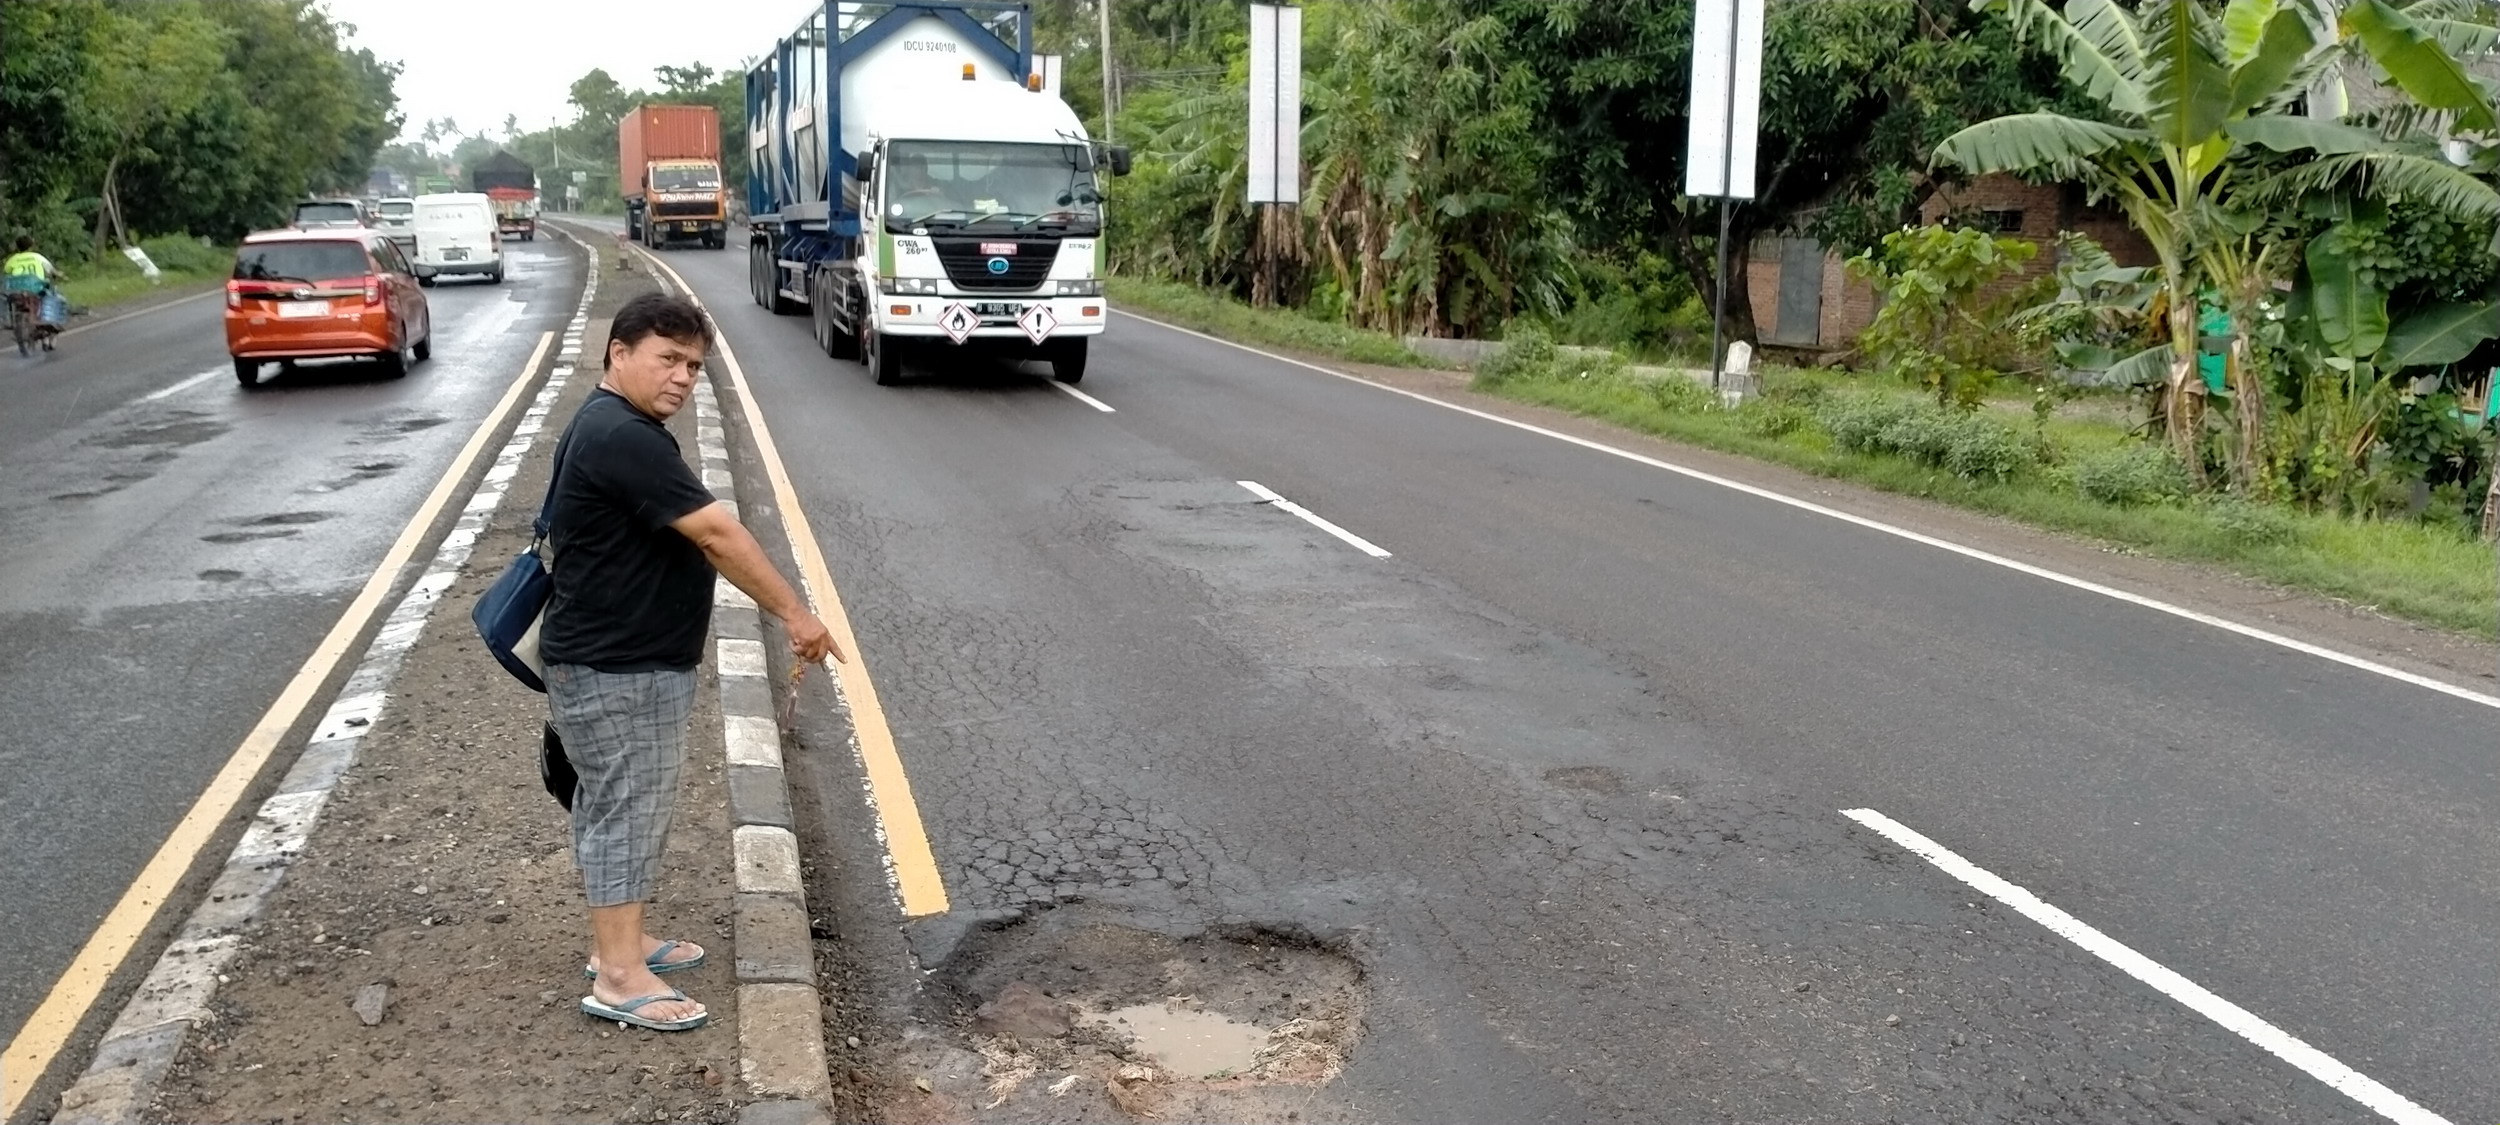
[{"left": 147, "top": 264, "right": 757, "bottom": 1124}]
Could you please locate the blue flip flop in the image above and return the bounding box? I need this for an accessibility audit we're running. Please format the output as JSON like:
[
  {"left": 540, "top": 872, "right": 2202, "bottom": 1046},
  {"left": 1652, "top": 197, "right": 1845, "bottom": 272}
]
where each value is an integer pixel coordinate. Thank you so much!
[
  {"left": 580, "top": 988, "right": 708, "bottom": 1032},
  {"left": 582, "top": 939, "right": 706, "bottom": 980}
]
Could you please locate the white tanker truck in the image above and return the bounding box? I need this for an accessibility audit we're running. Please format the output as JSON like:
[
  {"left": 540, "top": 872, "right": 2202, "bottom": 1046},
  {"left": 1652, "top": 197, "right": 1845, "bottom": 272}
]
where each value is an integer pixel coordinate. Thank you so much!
[{"left": 745, "top": 0, "right": 1129, "bottom": 385}]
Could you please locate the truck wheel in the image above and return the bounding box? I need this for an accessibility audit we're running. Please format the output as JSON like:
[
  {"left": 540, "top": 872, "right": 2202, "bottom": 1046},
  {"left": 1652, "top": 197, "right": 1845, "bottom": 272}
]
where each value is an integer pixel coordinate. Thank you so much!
[
  {"left": 864, "top": 326, "right": 903, "bottom": 386},
  {"left": 748, "top": 243, "right": 767, "bottom": 307},
  {"left": 1050, "top": 338, "right": 1089, "bottom": 384},
  {"left": 765, "top": 255, "right": 800, "bottom": 316}
]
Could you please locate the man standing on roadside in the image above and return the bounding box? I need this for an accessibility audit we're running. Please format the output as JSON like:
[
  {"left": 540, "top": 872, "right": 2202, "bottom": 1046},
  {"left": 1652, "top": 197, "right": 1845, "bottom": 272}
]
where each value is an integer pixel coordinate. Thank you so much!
[{"left": 542, "top": 292, "right": 843, "bottom": 1032}]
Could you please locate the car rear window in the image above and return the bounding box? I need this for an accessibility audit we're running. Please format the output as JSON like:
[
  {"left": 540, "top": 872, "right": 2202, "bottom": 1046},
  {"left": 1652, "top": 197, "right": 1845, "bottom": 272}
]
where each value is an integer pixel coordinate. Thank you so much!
[
  {"left": 234, "top": 242, "right": 371, "bottom": 282},
  {"left": 296, "top": 202, "right": 361, "bottom": 224},
  {"left": 378, "top": 201, "right": 414, "bottom": 216}
]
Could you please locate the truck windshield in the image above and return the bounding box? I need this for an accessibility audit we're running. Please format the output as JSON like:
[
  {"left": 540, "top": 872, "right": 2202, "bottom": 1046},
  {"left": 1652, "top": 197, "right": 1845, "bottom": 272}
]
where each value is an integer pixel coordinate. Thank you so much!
[
  {"left": 883, "top": 141, "right": 1101, "bottom": 233},
  {"left": 653, "top": 167, "right": 720, "bottom": 191}
]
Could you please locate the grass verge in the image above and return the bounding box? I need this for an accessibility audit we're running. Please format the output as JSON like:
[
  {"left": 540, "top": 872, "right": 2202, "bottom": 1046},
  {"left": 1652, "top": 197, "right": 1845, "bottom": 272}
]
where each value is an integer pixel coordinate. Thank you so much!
[
  {"left": 1114, "top": 277, "right": 2498, "bottom": 639},
  {"left": 1110, "top": 277, "right": 1434, "bottom": 368},
  {"left": 56, "top": 236, "right": 230, "bottom": 313}
]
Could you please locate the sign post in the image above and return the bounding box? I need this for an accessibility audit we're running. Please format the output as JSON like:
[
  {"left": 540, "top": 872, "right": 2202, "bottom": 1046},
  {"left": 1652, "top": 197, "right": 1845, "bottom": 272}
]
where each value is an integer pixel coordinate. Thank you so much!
[
  {"left": 1247, "top": 2, "right": 1303, "bottom": 306},
  {"left": 1685, "top": 0, "right": 1764, "bottom": 394}
]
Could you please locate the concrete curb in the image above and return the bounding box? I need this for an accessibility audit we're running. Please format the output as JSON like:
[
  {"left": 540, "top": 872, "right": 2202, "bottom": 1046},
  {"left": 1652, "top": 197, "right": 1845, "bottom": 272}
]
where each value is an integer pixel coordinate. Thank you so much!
[
  {"left": 46, "top": 230, "right": 600, "bottom": 1125},
  {"left": 680, "top": 323, "right": 837, "bottom": 1125}
]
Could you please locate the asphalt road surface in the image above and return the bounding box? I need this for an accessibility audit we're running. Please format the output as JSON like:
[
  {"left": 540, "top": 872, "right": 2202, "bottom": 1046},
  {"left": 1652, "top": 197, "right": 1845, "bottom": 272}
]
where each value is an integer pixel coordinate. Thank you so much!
[
  {"left": 0, "top": 239, "right": 581, "bottom": 1044},
  {"left": 447, "top": 219, "right": 2500, "bottom": 1121}
]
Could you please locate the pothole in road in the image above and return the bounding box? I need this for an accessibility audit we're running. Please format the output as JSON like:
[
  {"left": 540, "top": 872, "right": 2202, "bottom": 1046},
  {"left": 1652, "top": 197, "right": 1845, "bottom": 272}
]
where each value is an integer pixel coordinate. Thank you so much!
[
  {"left": 241, "top": 510, "right": 336, "bottom": 527},
  {"left": 201, "top": 529, "right": 299, "bottom": 544},
  {"left": 87, "top": 418, "right": 229, "bottom": 449},
  {"left": 198, "top": 569, "right": 244, "bottom": 582},
  {"left": 894, "top": 909, "right": 1364, "bottom": 1122}
]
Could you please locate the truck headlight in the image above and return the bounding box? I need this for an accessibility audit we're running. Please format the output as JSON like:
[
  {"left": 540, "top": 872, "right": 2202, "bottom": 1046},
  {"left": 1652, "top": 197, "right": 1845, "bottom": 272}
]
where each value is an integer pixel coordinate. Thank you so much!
[
  {"left": 1054, "top": 279, "right": 1104, "bottom": 297},
  {"left": 879, "top": 276, "right": 942, "bottom": 295}
]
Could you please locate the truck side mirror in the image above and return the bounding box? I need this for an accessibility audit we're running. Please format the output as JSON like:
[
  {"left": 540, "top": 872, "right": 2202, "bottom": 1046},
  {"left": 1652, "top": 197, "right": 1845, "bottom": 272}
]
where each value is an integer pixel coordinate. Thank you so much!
[
  {"left": 1107, "top": 146, "right": 1133, "bottom": 177},
  {"left": 855, "top": 150, "right": 877, "bottom": 183}
]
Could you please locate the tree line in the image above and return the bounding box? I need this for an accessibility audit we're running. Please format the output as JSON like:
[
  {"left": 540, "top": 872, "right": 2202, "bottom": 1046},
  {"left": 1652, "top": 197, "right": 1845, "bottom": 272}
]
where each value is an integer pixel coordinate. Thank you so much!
[{"left": 0, "top": 0, "right": 401, "bottom": 257}]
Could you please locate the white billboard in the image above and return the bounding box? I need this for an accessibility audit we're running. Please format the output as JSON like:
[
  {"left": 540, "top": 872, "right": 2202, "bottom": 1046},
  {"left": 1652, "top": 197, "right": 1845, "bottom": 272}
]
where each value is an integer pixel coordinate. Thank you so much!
[
  {"left": 1685, "top": 0, "right": 1765, "bottom": 199},
  {"left": 1247, "top": 3, "right": 1303, "bottom": 204}
]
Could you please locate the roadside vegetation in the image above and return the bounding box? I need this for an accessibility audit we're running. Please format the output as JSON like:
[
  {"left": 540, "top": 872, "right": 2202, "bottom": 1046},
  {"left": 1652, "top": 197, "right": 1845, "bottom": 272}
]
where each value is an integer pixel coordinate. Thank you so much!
[
  {"left": 1078, "top": 0, "right": 2500, "bottom": 636},
  {"left": 0, "top": 1, "right": 401, "bottom": 309}
]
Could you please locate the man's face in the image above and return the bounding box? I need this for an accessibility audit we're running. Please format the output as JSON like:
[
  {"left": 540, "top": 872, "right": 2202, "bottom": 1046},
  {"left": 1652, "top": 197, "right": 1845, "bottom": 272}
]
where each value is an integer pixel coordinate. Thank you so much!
[{"left": 605, "top": 332, "right": 704, "bottom": 419}]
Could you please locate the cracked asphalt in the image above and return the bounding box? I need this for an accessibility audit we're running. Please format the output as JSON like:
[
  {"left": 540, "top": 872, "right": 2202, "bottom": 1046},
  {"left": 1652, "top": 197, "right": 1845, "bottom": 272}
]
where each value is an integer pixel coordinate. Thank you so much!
[
  {"left": 0, "top": 240, "right": 581, "bottom": 1061},
  {"left": 460, "top": 218, "right": 2500, "bottom": 1122}
]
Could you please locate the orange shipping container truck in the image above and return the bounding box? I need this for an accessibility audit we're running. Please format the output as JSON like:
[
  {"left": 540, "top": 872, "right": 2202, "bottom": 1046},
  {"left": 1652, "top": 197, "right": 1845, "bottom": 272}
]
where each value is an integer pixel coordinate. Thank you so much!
[{"left": 618, "top": 104, "right": 727, "bottom": 250}]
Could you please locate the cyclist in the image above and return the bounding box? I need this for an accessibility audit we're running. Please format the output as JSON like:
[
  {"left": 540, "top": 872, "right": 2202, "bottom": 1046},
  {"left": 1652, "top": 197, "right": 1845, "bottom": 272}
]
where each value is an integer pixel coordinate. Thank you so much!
[{"left": 4, "top": 236, "right": 64, "bottom": 352}]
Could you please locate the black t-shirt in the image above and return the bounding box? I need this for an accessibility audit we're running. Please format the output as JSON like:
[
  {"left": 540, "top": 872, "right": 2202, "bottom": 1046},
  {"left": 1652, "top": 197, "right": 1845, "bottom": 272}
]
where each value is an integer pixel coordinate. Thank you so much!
[{"left": 540, "top": 388, "right": 719, "bottom": 672}]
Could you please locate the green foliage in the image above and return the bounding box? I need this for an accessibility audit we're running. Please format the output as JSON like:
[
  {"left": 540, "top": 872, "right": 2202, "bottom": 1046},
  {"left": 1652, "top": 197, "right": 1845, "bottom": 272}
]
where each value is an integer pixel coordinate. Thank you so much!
[
  {"left": 1844, "top": 225, "right": 2042, "bottom": 407},
  {"left": 2074, "top": 443, "right": 2196, "bottom": 506},
  {"left": 1817, "top": 391, "right": 2037, "bottom": 479},
  {"left": 1736, "top": 400, "right": 1814, "bottom": 438},
  {"left": 0, "top": 0, "right": 403, "bottom": 250}
]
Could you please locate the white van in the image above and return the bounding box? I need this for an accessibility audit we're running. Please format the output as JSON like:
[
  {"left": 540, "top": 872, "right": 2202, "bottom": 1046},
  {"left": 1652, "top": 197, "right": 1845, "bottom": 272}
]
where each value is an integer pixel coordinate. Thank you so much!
[{"left": 411, "top": 192, "right": 503, "bottom": 285}]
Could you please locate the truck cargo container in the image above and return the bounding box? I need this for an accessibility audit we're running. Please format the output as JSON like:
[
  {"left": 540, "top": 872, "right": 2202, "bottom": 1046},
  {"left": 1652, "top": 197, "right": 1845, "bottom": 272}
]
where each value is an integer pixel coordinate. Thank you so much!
[{"left": 620, "top": 105, "right": 728, "bottom": 249}]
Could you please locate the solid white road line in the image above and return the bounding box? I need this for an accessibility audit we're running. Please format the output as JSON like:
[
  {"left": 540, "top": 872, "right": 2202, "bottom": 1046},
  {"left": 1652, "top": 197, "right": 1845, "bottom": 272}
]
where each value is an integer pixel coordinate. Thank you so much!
[
  {"left": 1842, "top": 808, "right": 2452, "bottom": 1125},
  {"left": 59, "top": 287, "right": 222, "bottom": 338},
  {"left": 138, "top": 368, "right": 223, "bottom": 403},
  {"left": 1120, "top": 311, "right": 2500, "bottom": 713},
  {"left": 1238, "top": 480, "right": 1392, "bottom": 558},
  {"left": 1045, "top": 378, "right": 1116, "bottom": 412}
]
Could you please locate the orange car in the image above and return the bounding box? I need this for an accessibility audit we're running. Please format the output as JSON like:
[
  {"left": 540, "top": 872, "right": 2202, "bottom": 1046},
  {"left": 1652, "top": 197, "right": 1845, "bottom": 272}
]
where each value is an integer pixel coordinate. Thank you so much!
[{"left": 225, "top": 228, "right": 432, "bottom": 387}]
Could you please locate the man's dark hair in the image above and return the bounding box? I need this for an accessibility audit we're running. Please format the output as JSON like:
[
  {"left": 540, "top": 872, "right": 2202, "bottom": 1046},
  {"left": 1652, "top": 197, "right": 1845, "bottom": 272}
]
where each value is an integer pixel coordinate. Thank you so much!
[
  {"left": 12, "top": 236, "right": 31, "bottom": 253},
  {"left": 605, "top": 292, "right": 713, "bottom": 368}
]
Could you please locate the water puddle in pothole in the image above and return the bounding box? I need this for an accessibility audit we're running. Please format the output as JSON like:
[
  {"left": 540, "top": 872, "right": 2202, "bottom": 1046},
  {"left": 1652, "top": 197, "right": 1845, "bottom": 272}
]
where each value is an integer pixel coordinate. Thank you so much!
[{"left": 1103, "top": 1004, "right": 1267, "bottom": 1078}]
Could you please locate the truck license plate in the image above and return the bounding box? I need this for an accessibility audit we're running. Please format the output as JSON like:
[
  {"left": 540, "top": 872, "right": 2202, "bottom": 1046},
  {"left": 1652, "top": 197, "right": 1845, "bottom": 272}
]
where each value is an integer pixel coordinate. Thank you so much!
[{"left": 972, "top": 303, "right": 1022, "bottom": 317}]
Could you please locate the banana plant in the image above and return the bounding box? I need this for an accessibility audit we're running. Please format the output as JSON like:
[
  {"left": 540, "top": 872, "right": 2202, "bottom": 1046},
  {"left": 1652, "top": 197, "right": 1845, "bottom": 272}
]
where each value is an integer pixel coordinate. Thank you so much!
[{"left": 1934, "top": 0, "right": 2500, "bottom": 487}]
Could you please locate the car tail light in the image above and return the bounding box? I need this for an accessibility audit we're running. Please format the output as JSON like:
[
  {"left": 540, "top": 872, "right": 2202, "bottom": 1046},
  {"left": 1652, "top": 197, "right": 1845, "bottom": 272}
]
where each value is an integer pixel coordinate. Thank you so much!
[
  {"left": 363, "top": 275, "right": 382, "bottom": 304},
  {"left": 226, "top": 280, "right": 244, "bottom": 309}
]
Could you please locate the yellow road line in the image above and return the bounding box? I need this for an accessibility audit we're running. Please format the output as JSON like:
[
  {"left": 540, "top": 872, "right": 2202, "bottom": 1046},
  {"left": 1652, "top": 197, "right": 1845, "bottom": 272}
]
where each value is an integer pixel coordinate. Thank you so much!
[
  {"left": 626, "top": 244, "right": 951, "bottom": 919},
  {"left": 0, "top": 330, "right": 556, "bottom": 1120}
]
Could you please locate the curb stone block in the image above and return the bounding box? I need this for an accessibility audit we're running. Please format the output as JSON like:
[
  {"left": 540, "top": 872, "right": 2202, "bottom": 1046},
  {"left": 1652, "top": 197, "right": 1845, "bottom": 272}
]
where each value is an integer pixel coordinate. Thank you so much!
[
  {"left": 735, "top": 892, "right": 817, "bottom": 983},
  {"left": 734, "top": 825, "right": 804, "bottom": 896},
  {"left": 737, "top": 984, "right": 832, "bottom": 1102},
  {"left": 728, "top": 763, "right": 795, "bottom": 829},
  {"left": 738, "top": 1099, "right": 835, "bottom": 1125}
]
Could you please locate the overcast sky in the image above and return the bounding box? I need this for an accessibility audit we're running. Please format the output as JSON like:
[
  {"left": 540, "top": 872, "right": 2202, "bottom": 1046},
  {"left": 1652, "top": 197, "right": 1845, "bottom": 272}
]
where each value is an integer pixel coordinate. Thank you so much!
[{"left": 325, "top": 0, "right": 820, "bottom": 144}]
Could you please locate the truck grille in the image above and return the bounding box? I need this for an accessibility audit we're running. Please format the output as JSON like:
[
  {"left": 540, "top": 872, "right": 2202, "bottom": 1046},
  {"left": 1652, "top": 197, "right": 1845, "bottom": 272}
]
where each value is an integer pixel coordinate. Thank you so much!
[
  {"left": 652, "top": 199, "right": 717, "bottom": 219},
  {"left": 933, "top": 237, "right": 1058, "bottom": 291}
]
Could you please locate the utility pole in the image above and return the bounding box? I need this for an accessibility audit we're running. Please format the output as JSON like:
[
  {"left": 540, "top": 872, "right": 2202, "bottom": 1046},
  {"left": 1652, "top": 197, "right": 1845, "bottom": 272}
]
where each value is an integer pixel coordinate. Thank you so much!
[{"left": 1097, "top": 0, "right": 1117, "bottom": 144}]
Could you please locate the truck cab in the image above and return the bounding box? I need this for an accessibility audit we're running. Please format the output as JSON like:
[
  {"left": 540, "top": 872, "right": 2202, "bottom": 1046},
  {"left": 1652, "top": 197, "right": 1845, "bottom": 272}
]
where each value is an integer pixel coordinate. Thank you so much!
[{"left": 746, "top": 1, "right": 1129, "bottom": 386}]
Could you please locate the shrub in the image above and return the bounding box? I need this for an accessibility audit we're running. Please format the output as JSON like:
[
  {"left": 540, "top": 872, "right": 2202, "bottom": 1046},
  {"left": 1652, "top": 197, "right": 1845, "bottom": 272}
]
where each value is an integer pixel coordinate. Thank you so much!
[
  {"left": 1737, "top": 400, "right": 1813, "bottom": 438},
  {"left": 2207, "top": 498, "right": 2297, "bottom": 545},
  {"left": 1818, "top": 392, "right": 1924, "bottom": 455},
  {"left": 1817, "top": 391, "right": 2035, "bottom": 479},
  {"left": 1645, "top": 374, "right": 1717, "bottom": 414},
  {"left": 2073, "top": 443, "right": 2194, "bottom": 507},
  {"left": 137, "top": 234, "right": 228, "bottom": 275},
  {"left": 1475, "top": 324, "right": 1558, "bottom": 387}
]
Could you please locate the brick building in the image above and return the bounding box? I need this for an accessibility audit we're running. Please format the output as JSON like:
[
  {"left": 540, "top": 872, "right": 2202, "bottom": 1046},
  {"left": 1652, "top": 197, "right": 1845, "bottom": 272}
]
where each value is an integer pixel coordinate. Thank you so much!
[{"left": 1744, "top": 173, "right": 2159, "bottom": 356}]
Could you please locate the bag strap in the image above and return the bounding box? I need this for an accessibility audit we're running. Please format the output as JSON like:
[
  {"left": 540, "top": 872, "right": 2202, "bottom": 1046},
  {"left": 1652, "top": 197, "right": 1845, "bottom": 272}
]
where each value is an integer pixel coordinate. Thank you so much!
[{"left": 533, "top": 410, "right": 580, "bottom": 543}]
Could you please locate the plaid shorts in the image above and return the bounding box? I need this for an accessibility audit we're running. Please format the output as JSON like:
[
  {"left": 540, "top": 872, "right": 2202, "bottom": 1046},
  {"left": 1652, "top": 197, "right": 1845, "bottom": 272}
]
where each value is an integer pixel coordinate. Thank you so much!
[{"left": 545, "top": 664, "right": 698, "bottom": 907}]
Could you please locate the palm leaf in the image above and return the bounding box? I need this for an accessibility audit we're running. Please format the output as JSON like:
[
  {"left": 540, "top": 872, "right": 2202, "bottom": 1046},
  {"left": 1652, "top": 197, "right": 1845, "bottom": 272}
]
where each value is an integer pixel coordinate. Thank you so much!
[
  {"left": 2340, "top": 0, "right": 2499, "bottom": 133},
  {"left": 2225, "top": 114, "right": 2389, "bottom": 153},
  {"left": 2071, "top": 343, "right": 2174, "bottom": 387},
  {"left": 2222, "top": 0, "right": 2283, "bottom": 62},
  {"left": 2417, "top": 17, "right": 2500, "bottom": 56},
  {"left": 2143, "top": 0, "right": 2236, "bottom": 148},
  {"left": 2260, "top": 150, "right": 2500, "bottom": 220},
  {"left": 2225, "top": 10, "right": 2321, "bottom": 117},
  {"left": 1992, "top": 0, "right": 2155, "bottom": 117},
  {"left": 1933, "top": 113, "right": 2152, "bottom": 177},
  {"left": 2378, "top": 287, "right": 2500, "bottom": 368}
]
